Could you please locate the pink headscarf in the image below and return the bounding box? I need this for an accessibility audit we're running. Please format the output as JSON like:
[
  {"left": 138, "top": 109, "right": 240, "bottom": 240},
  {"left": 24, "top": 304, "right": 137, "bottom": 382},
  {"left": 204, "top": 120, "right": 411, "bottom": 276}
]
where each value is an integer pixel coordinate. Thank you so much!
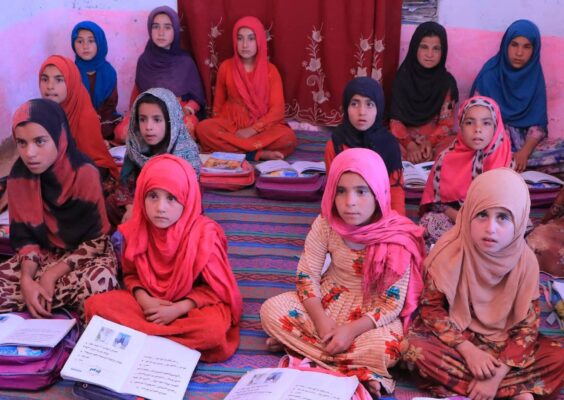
[
  {"left": 321, "top": 148, "right": 426, "bottom": 328},
  {"left": 231, "top": 16, "right": 269, "bottom": 122}
]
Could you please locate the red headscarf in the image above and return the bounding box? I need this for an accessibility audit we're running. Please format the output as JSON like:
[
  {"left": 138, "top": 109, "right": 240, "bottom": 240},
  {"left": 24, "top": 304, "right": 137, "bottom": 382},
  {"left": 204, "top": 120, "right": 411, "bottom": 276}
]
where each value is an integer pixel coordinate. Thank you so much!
[
  {"left": 321, "top": 148, "right": 426, "bottom": 329},
  {"left": 39, "top": 55, "right": 119, "bottom": 179},
  {"left": 119, "top": 154, "right": 242, "bottom": 324},
  {"left": 231, "top": 16, "right": 269, "bottom": 123},
  {"left": 421, "top": 96, "right": 512, "bottom": 206}
]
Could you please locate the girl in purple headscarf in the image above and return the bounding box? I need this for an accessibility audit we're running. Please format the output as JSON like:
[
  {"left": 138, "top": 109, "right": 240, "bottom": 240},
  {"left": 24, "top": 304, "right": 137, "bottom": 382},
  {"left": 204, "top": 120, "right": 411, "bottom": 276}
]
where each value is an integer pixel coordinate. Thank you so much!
[{"left": 115, "top": 6, "right": 205, "bottom": 142}]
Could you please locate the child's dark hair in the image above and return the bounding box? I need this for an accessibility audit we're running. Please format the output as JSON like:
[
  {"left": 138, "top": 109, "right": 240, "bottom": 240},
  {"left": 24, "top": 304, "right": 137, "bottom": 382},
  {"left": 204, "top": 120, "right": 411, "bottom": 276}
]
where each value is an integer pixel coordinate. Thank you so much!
[{"left": 135, "top": 93, "right": 171, "bottom": 150}]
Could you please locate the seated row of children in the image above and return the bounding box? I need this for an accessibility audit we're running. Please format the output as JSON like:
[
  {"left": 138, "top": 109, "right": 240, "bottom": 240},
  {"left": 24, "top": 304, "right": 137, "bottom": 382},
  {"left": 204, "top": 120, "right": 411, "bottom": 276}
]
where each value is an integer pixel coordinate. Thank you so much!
[
  {"left": 0, "top": 9, "right": 563, "bottom": 400},
  {"left": 1, "top": 100, "right": 562, "bottom": 398}
]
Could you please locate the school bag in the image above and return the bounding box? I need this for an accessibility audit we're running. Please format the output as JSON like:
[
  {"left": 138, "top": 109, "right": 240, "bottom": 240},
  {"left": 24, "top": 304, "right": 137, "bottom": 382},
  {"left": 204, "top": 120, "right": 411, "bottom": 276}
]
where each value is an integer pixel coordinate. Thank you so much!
[
  {"left": 200, "top": 160, "right": 256, "bottom": 191},
  {"left": 0, "top": 309, "right": 79, "bottom": 390},
  {"left": 73, "top": 382, "right": 137, "bottom": 400},
  {"left": 255, "top": 173, "right": 325, "bottom": 201}
]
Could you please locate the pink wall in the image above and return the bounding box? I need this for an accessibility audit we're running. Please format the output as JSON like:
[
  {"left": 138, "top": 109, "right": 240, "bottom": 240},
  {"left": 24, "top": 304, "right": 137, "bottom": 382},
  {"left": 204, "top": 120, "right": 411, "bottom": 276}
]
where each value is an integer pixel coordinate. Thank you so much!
[{"left": 400, "top": 24, "right": 564, "bottom": 138}]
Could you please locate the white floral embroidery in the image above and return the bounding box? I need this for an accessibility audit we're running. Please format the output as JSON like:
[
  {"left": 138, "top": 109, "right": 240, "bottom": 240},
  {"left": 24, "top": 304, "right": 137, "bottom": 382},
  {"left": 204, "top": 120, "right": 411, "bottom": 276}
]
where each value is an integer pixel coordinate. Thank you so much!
[
  {"left": 286, "top": 25, "right": 341, "bottom": 125},
  {"left": 204, "top": 18, "right": 223, "bottom": 70},
  {"left": 350, "top": 34, "right": 385, "bottom": 83}
]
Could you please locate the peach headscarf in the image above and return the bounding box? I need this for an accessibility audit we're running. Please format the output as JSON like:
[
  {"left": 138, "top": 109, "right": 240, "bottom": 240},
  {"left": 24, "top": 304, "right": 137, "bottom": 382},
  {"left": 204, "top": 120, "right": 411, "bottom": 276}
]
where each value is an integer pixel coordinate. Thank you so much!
[
  {"left": 426, "top": 168, "right": 539, "bottom": 341},
  {"left": 321, "top": 148, "right": 426, "bottom": 328},
  {"left": 119, "top": 154, "right": 242, "bottom": 324},
  {"left": 39, "top": 55, "right": 119, "bottom": 179},
  {"left": 231, "top": 16, "right": 269, "bottom": 123}
]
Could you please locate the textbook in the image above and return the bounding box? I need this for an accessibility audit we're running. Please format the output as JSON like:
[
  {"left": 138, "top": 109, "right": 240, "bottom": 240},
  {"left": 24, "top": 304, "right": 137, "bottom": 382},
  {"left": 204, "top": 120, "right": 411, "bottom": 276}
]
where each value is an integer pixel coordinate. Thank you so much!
[
  {"left": 520, "top": 170, "right": 563, "bottom": 189},
  {"left": 201, "top": 152, "right": 246, "bottom": 173},
  {"left": 0, "top": 313, "right": 76, "bottom": 348},
  {"left": 402, "top": 160, "right": 434, "bottom": 188},
  {"left": 255, "top": 160, "right": 326, "bottom": 177},
  {"left": 61, "top": 316, "right": 200, "bottom": 400},
  {"left": 224, "top": 367, "right": 358, "bottom": 400}
]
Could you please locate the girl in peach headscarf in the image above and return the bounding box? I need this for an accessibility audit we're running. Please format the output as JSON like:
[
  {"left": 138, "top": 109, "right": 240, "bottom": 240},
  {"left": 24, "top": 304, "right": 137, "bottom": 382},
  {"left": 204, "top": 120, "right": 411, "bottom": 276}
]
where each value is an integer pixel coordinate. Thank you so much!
[
  {"left": 195, "top": 16, "right": 297, "bottom": 161},
  {"left": 38, "top": 55, "right": 119, "bottom": 182},
  {"left": 403, "top": 168, "right": 564, "bottom": 400},
  {"left": 85, "top": 154, "right": 242, "bottom": 362},
  {"left": 260, "top": 148, "right": 425, "bottom": 398}
]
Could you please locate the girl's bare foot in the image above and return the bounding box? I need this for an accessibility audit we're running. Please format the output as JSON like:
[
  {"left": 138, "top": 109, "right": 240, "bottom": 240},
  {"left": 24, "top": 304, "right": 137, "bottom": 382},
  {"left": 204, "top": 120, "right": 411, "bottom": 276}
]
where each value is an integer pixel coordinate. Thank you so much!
[
  {"left": 512, "top": 394, "right": 533, "bottom": 400},
  {"left": 265, "top": 337, "right": 284, "bottom": 352},
  {"left": 259, "top": 150, "right": 284, "bottom": 160},
  {"left": 365, "top": 380, "right": 381, "bottom": 399}
]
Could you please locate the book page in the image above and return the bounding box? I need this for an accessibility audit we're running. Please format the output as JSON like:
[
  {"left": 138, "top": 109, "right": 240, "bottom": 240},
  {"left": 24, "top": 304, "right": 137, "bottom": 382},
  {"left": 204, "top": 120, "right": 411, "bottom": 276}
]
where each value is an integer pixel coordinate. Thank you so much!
[
  {"left": 0, "top": 314, "right": 75, "bottom": 347},
  {"left": 290, "top": 161, "right": 326, "bottom": 176},
  {"left": 61, "top": 316, "right": 147, "bottom": 393},
  {"left": 286, "top": 370, "right": 358, "bottom": 400},
  {"left": 255, "top": 160, "right": 293, "bottom": 175},
  {"left": 520, "top": 171, "right": 564, "bottom": 186},
  {"left": 224, "top": 368, "right": 300, "bottom": 400},
  {"left": 121, "top": 335, "right": 200, "bottom": 400}
]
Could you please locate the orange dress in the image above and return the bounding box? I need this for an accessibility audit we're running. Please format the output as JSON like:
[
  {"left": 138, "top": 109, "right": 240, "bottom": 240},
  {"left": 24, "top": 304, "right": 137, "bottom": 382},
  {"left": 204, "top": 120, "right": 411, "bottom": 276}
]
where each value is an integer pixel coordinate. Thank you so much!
[
  {"left": 324, "top": 141, "right": 406, "bottom": 216},
  {"left": 196, "top": 59, "right": 297, "bottom": 160}
]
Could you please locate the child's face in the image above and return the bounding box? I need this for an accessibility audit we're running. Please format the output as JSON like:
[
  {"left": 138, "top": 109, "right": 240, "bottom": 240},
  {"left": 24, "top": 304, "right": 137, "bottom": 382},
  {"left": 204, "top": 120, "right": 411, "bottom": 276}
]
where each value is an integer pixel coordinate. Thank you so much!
[
  {"left": 334, "top": 172, "right": 378, "bottom": 226},
  {"left": 507, "top": 35, "right": 533, "bottom": 69},
  {"left": 39, "top": 65, "right": 68, "bottom": 104},
  {"left": 144, "top": 188, "right": 184, "bottom": 229},
  {"left": 416, "top": 35, "right": 441, "bottom": 69},
  {"left": 237, "top": 27, "right": 257, "bottom": 62},
  {"left": 460, "top": 105, "right": 495, "bottom": 151},
  {"left": 14, "top": 122, "right": 58, "bottom": 175},
  {"left": 470, "top": 206, "right": 515, "bottom": 253},
  {"left": 74, "top": 29, "right": 97, "bottom": 61},
  {"left": 138, "top": 102, "right": 167, "bottom": 147},
  {"left": 347, "top": 94, "right": 377, "bottom": 131},
  {"left": 151, "top": 13, "right": 174, "bottom": 50}
]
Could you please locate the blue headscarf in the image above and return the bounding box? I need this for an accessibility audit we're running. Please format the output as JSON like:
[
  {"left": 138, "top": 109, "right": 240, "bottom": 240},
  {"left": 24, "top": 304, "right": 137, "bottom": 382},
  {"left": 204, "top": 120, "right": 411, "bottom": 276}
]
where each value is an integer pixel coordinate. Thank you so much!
[
  {"left": 71, "top": 21, "right": 117, "bottom": 110},
  {"left": 470, "top": 20, "right": 547, "bottom": 128}
]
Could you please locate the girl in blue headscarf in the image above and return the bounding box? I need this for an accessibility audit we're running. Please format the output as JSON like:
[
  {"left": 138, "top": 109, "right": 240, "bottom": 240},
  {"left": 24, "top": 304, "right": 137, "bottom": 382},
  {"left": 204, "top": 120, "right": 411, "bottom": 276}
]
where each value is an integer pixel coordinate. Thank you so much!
[
  {"left": 470, "top": 20, "right": 548, "bottom": 172},
  {"left": 72, "top": 21, "right": 122, "bottom": 140}
]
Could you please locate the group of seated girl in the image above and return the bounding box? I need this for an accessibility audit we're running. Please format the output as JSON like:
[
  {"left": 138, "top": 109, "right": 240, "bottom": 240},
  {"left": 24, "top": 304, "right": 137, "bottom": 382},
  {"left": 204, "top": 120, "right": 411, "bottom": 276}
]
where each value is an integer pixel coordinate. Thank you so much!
[{"left": 0, "top": 10, "right": 563, "bottom": 400}]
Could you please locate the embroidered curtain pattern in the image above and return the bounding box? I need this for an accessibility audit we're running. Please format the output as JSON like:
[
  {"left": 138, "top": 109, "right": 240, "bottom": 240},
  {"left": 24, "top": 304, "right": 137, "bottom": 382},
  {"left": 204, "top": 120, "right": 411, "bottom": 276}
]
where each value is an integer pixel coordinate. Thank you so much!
[{"left": 178, "top": 0, "right": 402, "bottom": 126}]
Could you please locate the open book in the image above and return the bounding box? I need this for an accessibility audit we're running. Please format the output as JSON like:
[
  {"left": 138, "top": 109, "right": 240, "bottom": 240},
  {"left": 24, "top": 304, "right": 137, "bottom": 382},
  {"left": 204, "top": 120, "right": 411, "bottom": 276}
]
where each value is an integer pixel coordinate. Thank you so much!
[
  {"left": 0, "top": 313, "right": 76, "bottom": 347},
  {"left": 61, "top": 316, "right": 200, "bottom": 400},
  {"left": 255, "top": 160, "right": 326, "bottom": 177},
  {"left": 520, "top": 170, "right": 563, "bottom": 189},
  {"left": 201, "top": 152, "right": 246, "bottom": 174},
  {"left": 402, "top": 161, "right": 434, "bottom": 188},
  {"left": 224, "top": 367, "right": 359, "bottom": 400}
]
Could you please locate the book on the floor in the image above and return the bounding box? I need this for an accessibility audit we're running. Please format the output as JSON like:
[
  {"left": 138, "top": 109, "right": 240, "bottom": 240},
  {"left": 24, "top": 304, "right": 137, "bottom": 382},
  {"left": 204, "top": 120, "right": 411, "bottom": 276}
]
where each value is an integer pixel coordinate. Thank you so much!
[
  {"left": 520, "top": 170, "right": 563, "bottom": 189},
  {"left": 255, "top": 160, "right": 326, "bottom": 177},
  {"left": 402, "top": 161, "right": 434, "bottom": 188},
  {"left": 201, "top": 152, "right": 246, "bottom": 173},
  {"left": 109, "top": 145, "right": 127, "bottom": 165},
  {"left": 224, "top": 367, "right": 359, "bottom": 400},
  {"left": 0, "top": 313, "right": 76, "bottom": 348},
  {"left": 61, "top": 316, "right": 200, "bottom": 400}
]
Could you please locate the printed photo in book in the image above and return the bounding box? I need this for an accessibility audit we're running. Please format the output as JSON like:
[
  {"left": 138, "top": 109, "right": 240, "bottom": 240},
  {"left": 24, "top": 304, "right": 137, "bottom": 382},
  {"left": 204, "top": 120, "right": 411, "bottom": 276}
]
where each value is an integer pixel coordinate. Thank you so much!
[
  {"left": 61, "top": 316, "right": 200, "bottom": 400},
  {"left": 224, "top": 367, "right": 359, "bottom": 400},
  {"left": 255, "top": 160, "right": 326, "bottom": 177},
  {"left": 201, "top": 152, "right": 246, "bottom": 174}
]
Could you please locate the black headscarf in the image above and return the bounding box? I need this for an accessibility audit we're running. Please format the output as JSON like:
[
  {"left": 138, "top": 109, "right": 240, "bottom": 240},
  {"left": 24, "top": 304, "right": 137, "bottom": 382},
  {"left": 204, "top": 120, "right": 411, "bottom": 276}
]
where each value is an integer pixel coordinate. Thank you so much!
[
  {"left": 332, "top": 77, "right": 402, "bottom": 175},
  {"left": 390, "top": 22, "right": 458, "bottom": 126}
]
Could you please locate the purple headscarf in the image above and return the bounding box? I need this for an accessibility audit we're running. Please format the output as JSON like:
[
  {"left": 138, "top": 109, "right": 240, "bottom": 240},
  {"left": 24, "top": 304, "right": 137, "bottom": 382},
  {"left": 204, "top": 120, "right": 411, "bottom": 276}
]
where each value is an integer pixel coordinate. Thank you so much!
[{"left": 135, "top": 6, "right": 204, "bottom": 107}]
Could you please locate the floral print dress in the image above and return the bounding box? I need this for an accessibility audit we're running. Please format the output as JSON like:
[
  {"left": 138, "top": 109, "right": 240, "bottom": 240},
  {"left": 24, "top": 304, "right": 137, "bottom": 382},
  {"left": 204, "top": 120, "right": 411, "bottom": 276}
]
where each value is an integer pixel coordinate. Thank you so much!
[
  {"left": 260, "top": 216, "right": 410, "bottom": 393},
  {"left": 402, "top": 278, "right": 564, "bottom": 398}
]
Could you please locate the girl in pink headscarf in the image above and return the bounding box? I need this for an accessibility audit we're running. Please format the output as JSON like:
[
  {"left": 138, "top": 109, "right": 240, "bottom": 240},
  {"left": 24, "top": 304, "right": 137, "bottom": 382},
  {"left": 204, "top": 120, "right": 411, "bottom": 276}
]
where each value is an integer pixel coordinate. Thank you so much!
[{"left": 260, "top": 148, "right": 425, "bottom": 398}]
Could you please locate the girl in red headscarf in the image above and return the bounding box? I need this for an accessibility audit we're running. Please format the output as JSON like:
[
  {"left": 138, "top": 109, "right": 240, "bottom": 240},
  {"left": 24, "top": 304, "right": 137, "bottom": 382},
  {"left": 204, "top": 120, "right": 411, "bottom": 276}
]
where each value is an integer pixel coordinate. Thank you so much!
[
  {"left": 419, "top": 96, "right": 512, "bottom": 249},
  {"left": 260, "top": 148, "right": 425, "bottom": 398},
  {"left": 38, "top": 55, "right": 119, "bottom": 182},
  {"left": 195, "top": 16, "right": 297, "bottom": 161},
  {"left": 85, "top": 154, "right": 242, "bottom": 362}
]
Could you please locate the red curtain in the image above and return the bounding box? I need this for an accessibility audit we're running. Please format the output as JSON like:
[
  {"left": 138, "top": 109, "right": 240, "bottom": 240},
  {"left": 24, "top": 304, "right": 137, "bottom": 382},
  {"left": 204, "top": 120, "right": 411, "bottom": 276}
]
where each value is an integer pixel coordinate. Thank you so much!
[{"left": 178, "top": 0, "right": 402, "bottom": 126}]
